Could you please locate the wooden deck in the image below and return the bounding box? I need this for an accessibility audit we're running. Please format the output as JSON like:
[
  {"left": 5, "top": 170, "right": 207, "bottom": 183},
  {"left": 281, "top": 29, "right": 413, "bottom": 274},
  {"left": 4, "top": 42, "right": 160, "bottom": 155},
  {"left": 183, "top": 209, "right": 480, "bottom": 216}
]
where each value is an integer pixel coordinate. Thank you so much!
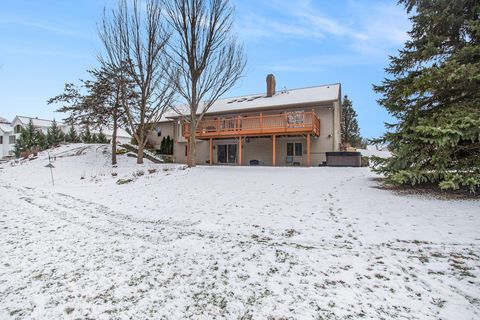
[{"left": 182, "top": 111, "right": 320, "bottom": 139}]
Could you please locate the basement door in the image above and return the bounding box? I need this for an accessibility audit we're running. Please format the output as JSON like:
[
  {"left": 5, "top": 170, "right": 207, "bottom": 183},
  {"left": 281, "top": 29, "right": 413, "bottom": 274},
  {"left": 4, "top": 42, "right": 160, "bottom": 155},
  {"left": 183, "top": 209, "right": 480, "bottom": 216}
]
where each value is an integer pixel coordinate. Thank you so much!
[{"left": 217, "top": 144, "right": 237, "bottom": 164}]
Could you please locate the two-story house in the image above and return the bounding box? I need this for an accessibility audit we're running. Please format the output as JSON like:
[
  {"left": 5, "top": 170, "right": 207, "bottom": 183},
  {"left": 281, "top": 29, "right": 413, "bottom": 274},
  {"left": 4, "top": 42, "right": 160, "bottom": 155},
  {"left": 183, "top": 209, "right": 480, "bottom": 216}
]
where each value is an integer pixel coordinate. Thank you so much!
[{"left": 149, "top": 75, "right": 342, "bottom": 166}]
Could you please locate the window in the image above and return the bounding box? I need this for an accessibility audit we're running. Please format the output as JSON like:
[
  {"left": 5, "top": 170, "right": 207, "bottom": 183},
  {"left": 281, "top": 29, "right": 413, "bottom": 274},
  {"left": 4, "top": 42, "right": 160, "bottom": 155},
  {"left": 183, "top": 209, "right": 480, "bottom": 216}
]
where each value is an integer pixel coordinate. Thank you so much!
[
  {"left": 295, "top": 143, "right": 302, "bottom": 156},
  {"left": 14, "top": 125, "right": 22, "bottom": 134},
  {"left": 0, "top": 136, "right": 3, "bottom": 144},
  {"left": 287, "top": 142, "right": 302, "bottom": 157},
  {"left": 9, "top": 135, "right": 16, "bottom": 144}
]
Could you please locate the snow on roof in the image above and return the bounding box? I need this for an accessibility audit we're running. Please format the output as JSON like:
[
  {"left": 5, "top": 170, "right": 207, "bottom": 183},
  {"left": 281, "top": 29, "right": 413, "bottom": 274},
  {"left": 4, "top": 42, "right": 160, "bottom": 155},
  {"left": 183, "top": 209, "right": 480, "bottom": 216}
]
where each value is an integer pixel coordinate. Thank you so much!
[
  {"left": 0, "top": 123, "right": 12, "bottom": 133},
  {"left": 164, "top": 83, "right": 341, "bottom": 120},
  {"left": 0, "top": 116, "right": 9, "bottom": 124},
  {"left": 15, "top": 116, "right": 64, "bottom": 128}
]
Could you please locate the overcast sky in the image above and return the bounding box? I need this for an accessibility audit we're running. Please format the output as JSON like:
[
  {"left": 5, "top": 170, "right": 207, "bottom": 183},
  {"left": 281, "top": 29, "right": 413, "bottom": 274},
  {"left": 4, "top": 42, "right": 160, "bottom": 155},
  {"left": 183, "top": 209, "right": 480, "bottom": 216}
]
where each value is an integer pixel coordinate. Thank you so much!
[{"left": 0, "top": 0, "right": 411, "bottom": 138}]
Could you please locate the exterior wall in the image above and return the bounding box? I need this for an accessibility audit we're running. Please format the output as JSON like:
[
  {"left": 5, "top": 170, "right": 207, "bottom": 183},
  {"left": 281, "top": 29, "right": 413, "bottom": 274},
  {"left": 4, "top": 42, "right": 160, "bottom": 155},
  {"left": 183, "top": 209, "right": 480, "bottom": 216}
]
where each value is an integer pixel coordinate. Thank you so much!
[
  {"left": 147, "top": 121, "right": 175, "bottom": 150},
  {"left": 170, "top": 104, "right": 338, "bottom": 166},
  {"left": 1, "top": 132, "right": 16, "bottom": 158}
]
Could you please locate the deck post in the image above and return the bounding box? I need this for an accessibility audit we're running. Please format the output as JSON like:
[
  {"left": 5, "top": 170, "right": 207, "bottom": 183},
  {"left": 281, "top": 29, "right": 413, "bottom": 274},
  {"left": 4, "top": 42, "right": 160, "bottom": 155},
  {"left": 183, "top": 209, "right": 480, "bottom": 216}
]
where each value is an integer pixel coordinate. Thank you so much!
[
  {"left": 238, "top": 137, "right": 242, "bottom": 165},
  {"left": 307, "top": 134, "right": 311, "bottom": 167},
  {"left": 272, "top": 135, "right": 276, "bottom": 166},
  {"left": 209, "top": 138, "right": 213, "bottom": 165}
]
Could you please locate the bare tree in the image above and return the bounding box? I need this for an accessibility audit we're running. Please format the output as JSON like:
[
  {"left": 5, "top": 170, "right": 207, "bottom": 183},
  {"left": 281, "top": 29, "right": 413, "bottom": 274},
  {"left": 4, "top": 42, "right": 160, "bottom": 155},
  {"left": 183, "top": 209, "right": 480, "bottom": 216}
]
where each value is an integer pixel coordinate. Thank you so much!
[
  {"left": 98, "top": 0, "right": 175, "bottom": 164},
  {"left": 163, "top": 0, "right": 246, "bottom": 167}
]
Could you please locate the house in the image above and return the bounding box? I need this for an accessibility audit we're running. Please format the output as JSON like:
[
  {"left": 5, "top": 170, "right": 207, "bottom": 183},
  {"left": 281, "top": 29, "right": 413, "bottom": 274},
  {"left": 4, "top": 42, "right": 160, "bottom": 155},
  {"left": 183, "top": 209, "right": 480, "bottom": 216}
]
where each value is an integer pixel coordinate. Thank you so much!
[
  {"left": 149, "top": 75, "right": 342, "bottom": 166},
  {"left": 0, "top": 117, "right": 15, "bottom": 158},
  {"left": 0, "top": 115, "right": 131, "bottom": 158}
]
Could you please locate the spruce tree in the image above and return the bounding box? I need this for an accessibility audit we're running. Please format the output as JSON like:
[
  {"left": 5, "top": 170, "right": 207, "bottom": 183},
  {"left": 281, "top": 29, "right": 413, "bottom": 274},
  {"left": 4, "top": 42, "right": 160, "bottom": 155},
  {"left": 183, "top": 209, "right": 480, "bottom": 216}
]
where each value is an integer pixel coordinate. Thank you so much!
[
  {"left": 373, "top": 0, "right": 480, "bottom": 193},
  {"left": 47, "top": 119, "right": 64, "bottom": 146},
  {"left": 65, "top": 125, "right": 78, "bottom": 143},
  {"left": 97, "top": 128, "right": 108, "bottom": 144},
  {"left": 340, "top": 95, "right": 362, "bottom": 147},
  {"left": 14, "top": 120, "right": 42, "bottom": 156},
  {"left": 36, "top": 131, "right": 48, "bottom": 150},
  {"left": 81, "top": 126, "right": 92, "bottom": 143},
  {"left": 91, "top": 133, "right": 98, "bottom": 144}
]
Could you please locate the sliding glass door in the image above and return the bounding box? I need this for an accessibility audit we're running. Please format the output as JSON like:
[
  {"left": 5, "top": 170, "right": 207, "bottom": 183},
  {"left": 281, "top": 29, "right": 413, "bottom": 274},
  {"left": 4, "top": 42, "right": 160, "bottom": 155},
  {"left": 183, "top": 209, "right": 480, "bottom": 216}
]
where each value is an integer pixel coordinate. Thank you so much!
[{"left": 217, "top": 144, "right": 237, "bottom": 164}]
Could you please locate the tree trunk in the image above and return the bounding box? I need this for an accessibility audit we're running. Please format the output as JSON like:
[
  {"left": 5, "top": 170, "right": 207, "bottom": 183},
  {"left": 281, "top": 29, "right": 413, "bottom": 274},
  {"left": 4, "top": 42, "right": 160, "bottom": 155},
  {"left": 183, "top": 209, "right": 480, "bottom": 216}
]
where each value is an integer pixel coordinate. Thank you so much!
[
  {"left": 188, "top": 117, "right": 196, "bottom": 167},
  {"left": 111, "top": 113, "right": 118, "bottom": 165},
  {"left": 137, "top": 141, "right": 144, "bottom": 164}
]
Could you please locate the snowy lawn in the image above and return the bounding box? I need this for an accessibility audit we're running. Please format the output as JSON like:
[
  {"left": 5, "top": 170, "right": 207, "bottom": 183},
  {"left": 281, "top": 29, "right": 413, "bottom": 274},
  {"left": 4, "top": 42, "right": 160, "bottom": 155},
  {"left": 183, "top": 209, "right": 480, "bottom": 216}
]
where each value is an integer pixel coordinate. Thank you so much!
[{"left": 0, "top": 144, "right": 479, "bottom": 319}]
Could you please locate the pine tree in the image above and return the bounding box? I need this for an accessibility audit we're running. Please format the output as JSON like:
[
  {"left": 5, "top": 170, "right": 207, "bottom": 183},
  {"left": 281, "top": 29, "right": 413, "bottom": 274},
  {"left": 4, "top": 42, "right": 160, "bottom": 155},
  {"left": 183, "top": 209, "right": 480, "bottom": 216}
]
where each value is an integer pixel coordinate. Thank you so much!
[
  {"left": 47, "top": 119, "right": 64, "bottom": 146},
  {"left": 91, "top": 133, "right": 98, "bottom": 144},
  {"left": 97, "top": 128, "right": 108, "bottom": 144},
  {"left": 36, "top": 131, "right": 48, "bottom": 150},
  {"left": 340, "top": 95, "right": 362, "bottom": 147},
  {"left": 81, "top": 126, "right": 92, "bottom": 143},
  {"left": 373, "top": 0, "right": 480, "bottom": 193},
  {"left": 14, "top": 120, "right": 41, "bottom": 156},
  {"left": 65, "top": 125, "right": 78, "bottom": 143}
]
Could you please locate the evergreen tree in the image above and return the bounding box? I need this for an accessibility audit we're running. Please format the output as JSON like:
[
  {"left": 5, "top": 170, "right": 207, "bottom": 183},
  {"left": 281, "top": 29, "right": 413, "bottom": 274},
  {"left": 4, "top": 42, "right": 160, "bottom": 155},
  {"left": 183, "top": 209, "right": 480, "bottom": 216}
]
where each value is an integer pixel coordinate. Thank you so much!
[
  {"left": 47, "top": 119, "right": 65, "bottom": 146},
  {"left": 373, "top": 0, "right": 480, "bottom": 193},
  {"left": 167, "top": 135, "right": 173, "bottom": 155},
  {"left": 91, "top": 133, "right": 98, "bottom": 144},
  {"left": 14, "top": 120, "right": 42, "bottom": 156},
  {"left": 97, "top": 128, "right": 108, "bottom": 144},
  {"left": 36, "top": 131, "right": 48, "bottom": 150},
  {"left": 340, "top": 95, "right": 362, "bottom": 147},
  {"left": 65, "top": 125, "right": 78, "bottom": 143},
  {"left": 160, "top": 137, "right": 166, "bottom": 154},
  {"left": 81, "top": 126, "right": 92, "bottom": 143}
]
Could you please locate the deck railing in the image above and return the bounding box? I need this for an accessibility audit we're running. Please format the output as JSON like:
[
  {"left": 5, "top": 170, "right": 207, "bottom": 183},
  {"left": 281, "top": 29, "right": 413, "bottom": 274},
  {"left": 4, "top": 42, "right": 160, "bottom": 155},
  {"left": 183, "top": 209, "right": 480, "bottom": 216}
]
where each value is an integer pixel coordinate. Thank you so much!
[{"left": 182, "top": 111, "right": 320, "bottom": 138}]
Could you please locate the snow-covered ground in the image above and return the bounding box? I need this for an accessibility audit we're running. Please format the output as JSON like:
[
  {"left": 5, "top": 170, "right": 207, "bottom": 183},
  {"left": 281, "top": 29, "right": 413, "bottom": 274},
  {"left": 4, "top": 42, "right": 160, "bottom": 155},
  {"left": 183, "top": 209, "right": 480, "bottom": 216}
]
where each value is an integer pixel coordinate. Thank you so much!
[{"left": 0, "top": 144, "right": 478, "bottom": 319}]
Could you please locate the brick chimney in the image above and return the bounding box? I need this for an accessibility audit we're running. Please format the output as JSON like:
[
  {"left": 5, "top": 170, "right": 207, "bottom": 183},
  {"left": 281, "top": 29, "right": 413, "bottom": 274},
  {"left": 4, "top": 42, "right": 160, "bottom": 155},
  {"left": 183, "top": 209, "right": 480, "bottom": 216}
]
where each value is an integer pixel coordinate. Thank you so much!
[{"left": 266, "top": 74, "right": 276, "bottom": 97}]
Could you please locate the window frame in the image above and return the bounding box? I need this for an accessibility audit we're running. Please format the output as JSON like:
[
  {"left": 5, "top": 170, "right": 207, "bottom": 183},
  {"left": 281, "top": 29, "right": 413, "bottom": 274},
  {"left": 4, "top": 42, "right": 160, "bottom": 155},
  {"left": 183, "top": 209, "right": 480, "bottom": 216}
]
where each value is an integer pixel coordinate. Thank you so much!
[{"left": 287, "top": 142, "right": 303, "bottom": 157}]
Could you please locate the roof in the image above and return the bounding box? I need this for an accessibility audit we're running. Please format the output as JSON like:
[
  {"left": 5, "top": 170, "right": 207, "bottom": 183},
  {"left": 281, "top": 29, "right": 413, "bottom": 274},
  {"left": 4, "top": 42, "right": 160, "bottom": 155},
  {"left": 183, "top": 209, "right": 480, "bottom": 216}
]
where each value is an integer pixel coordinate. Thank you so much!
[
  {"left": 14, "top": 116, "right": 65, "bottom": 128},
  {"left": 164, "top": 83, "right": 341, "bottom": 120},
  {"left": 0, "top": 123, "right": 12, "bottom": 133},
  {"left": 0, "top": 116, "right": 9, "bottom": 124}
]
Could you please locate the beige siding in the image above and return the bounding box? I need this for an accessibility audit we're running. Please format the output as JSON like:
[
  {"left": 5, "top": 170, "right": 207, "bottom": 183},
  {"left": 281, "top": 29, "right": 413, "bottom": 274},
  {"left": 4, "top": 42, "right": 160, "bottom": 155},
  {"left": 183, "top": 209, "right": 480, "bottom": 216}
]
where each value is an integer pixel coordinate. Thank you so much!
[
  {"left": 147, "top": 122, "right": 175, "bottom": 150},
  {"left": 170, "top": 103, "right": 339, "bottom": 166}
]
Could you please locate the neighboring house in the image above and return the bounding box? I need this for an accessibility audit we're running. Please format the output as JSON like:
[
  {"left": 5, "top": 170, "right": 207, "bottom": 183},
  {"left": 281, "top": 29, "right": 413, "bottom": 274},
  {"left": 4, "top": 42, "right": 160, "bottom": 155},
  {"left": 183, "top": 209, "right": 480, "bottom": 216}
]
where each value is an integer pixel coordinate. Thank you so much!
[
  {"left": 150, "top": 74, "right": 342, "bottom": 166},
  {"left": 0, "top": 118, "right": 16, "bottom": 158},
  {"left": 0, "top": 115, "right": 131, "bottom": 158}
]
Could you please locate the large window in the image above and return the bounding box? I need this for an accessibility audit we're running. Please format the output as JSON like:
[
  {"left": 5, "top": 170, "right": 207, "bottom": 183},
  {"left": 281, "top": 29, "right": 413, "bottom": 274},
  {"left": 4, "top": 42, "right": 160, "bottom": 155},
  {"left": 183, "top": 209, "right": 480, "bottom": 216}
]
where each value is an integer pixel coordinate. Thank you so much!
[
  {"left": 287, "top": 142, "right": 302, "bottom": 157},
  {"left": 9, "top": 135, "right": 16, "bottom": 144},
  {"left": 14, "top": 125, "right": 22, "bottom": 134}
]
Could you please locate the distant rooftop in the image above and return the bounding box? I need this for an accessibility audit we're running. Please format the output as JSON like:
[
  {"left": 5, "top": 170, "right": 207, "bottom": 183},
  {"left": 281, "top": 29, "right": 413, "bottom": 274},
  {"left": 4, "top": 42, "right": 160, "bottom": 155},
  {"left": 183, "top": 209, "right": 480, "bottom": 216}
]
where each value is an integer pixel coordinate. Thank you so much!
[{"left": 15, "top": 116, "right": 64, "bottom": 128}]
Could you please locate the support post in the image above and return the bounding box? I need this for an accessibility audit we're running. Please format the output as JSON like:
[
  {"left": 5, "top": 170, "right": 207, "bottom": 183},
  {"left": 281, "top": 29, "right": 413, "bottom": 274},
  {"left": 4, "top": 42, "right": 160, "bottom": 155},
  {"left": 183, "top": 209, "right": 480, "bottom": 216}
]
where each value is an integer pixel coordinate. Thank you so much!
[
  {"left": 272, "top": 135, "right": 276, "bottom": 166},
  {"left": 209, "top": 138, "right": 213, "bottom": 165},
  {"left": 307, "top": 134, "right": 311, "bottom": 167},
  {"left": 238, "top": 137, "right": 242, "bottom": 165}
]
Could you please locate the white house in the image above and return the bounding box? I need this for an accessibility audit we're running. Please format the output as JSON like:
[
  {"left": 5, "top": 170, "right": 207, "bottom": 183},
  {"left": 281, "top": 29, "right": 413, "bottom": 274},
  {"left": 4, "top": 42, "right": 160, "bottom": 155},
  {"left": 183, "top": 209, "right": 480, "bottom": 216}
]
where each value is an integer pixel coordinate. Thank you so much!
[
  {"left": 0, "top": 117, "right": 15, "bottom": 158},
  {"left": 0, "top": 115, "right": 131, "bottom": 158}
]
